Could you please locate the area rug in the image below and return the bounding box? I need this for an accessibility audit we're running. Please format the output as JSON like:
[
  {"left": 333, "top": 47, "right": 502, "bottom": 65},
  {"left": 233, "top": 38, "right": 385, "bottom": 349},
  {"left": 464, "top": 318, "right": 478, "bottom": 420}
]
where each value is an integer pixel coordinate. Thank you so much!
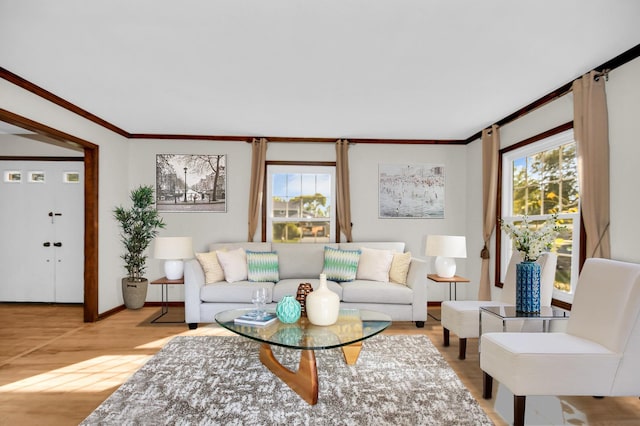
[{"left": 81, "top": 335, "right": 493, "bottom": 425}]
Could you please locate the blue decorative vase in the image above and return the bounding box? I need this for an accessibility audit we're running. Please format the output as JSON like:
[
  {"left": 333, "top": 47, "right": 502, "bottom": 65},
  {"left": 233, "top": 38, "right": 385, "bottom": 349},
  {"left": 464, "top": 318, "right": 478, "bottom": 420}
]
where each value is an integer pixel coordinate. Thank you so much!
[
  {"left": 276, "top": 295, "right": 302, "bottom": 323},
  {"left": 516, "top": 261, "right": 541, "bottom": 313}
]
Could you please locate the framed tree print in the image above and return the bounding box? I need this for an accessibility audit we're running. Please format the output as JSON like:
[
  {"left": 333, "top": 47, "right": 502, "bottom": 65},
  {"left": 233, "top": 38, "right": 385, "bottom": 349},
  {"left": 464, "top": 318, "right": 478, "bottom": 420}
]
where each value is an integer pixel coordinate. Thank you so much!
[{"left": 156, "top": 154, "right": 226, "bottom": 212}]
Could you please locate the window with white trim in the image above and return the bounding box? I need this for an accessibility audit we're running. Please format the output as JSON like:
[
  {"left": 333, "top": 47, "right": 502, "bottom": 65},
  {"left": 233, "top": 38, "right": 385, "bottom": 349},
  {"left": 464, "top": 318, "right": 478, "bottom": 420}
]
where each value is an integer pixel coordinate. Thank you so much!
[
  {"left": 266, "top": 164, "right": 335, "bottom": 243},
  {"left": 501, "top": 129, "right": 580, "bottom": 303}
]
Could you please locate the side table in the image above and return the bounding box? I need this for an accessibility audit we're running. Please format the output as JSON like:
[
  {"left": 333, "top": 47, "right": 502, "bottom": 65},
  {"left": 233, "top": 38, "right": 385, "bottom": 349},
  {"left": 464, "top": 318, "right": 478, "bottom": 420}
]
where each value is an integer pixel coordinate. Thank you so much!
[
  {"left": 150, "top": 276, "right": 184, "bottom": 323},
  {"left": 479, "top": 305, "right": 570, "bottom": 337},
  {"left": 427, "top": 274, "right": 470, "bottom": 321},
  {"left": 427, "top": 274, "right": 470, "bottom": 301}
]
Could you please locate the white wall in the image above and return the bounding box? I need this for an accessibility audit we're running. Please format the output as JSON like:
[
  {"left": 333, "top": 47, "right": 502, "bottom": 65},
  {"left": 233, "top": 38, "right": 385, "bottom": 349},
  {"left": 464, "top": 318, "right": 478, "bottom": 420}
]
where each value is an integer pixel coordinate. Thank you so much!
[
  {"left": 0, "top": 134, "right": 83, "bottom": 155},
  {"left": 130, "top": 139, "right": 470, "bottom": 302},
  {"left": 464, "top": 56, "right": 640, "bottom": 301},
  {"left": 348, "top": 143, "right": 469, "bottom": 301},
  {"left": 0, "top": 79, "right": 131, "bottom": 313},
  {"left": 607, "top": 57, "right": 640, "bottom": 263}
]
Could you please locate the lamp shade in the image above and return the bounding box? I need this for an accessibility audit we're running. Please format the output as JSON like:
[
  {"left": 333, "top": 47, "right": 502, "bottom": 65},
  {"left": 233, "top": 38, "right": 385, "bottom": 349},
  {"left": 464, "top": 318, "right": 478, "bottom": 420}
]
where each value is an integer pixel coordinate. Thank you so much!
[
  {"left": 154, "top": 237, "right": 194, "bottom": 280},
  {"left": 425, "top": 235, "right": 467, "bottom": 278},
  {"left": 425, "top": 235, "right": 467, "bottom": 258},
  {"left": 154, "top": 237, "right": 194, "bottom": 260}
]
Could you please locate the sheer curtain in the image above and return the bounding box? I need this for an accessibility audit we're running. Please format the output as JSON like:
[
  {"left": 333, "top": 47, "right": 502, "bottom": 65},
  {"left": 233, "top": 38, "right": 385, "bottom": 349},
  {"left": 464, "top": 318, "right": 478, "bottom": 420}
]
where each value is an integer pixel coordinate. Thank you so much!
[
  {"left": 247, "top": 138, "right": 267, "bottom": 242},
  {"left": 478, "top": 125, "right": 499, "bottom": 300},
  {"left": 573, "top": 71, "right": 611, "bottom": 259},
  {"left": 336, "top": 139, "right": 353, "bottom": 242}
]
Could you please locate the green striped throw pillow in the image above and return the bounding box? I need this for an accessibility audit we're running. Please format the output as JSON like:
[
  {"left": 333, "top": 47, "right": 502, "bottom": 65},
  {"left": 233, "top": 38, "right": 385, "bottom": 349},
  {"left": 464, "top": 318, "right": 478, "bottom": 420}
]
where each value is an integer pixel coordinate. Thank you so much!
[
  {"left": 246, "top": 251, "right": 280, "bottom": 282},
  {"left": 322, "top": 246, "right": 361, "bottom": 282}
]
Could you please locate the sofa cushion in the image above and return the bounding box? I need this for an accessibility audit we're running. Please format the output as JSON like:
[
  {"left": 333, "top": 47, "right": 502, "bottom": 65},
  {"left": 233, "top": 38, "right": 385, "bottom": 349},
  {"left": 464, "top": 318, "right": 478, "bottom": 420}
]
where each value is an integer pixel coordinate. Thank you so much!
[
  {"left": 272, "top": 278, "right": 343, "bottom": 302},
  {"left": 216, "top": 248, "right": 247, "bottom": 283},
  {"left": 200, "top": 281, "right": 275, "bottom": 303},
  {"left": 195, "top": 251, "right": 225, "bottom": 283},
  {"left": 322, "top": 246, "right": 361, "bottom": 282},
  {"left": 356, "top": 247, "right": 393, "bottom": 282},
  {"left": 389, "top": 251, "right": 412, "bottom": 285},
  {"left": 272, "top": 243, "right": 338, "bottom": 279},
  {"left": 247, "top": 250, "right": 279, "bottom": 282},
  {"left": 341, "top": 280, "right": 413, "bottom": 304}
]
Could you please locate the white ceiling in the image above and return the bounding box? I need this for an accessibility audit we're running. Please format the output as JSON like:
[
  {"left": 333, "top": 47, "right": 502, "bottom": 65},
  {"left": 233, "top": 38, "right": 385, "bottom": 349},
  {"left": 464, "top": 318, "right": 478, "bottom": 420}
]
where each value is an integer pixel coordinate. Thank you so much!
[{"left": 1, "top": 0, "right": 639, "bottom": 140}]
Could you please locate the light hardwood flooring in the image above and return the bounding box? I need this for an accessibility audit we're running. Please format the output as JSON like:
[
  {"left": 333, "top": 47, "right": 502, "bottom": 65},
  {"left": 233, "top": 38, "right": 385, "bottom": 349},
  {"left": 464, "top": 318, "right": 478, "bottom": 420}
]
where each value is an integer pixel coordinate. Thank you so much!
[{"left": 1, "top": 304, "right": 638, "bottom": 425}]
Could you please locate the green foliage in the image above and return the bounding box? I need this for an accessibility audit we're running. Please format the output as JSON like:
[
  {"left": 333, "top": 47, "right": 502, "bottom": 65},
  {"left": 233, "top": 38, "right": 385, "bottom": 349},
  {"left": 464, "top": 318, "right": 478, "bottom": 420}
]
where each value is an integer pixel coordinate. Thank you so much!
[
  {"left": 289, "top": 193, "right": 328, "bottom": 217},
  {"left": 512, "top": 142, "right": 578, "bottom": 216},
  {"left": 272, "top": 223, "right": 301, "bottom": 241},
  {"left": 114, "top": 185, "right": 166, "bottom": 280}
]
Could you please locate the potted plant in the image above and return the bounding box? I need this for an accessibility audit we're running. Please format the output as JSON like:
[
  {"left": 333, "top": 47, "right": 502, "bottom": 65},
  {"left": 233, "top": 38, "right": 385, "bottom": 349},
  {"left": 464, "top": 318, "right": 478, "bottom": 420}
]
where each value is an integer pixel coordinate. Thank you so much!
[{"left": 114, "top": 185, "right": 166, "bottom": 309}]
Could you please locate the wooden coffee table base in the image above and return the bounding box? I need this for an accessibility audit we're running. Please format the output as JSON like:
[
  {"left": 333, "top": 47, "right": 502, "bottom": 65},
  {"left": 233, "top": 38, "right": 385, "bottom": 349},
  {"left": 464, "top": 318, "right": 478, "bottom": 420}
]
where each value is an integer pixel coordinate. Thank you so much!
[{"left": 259, "top": 342, "right": 363, "bottom": 405}]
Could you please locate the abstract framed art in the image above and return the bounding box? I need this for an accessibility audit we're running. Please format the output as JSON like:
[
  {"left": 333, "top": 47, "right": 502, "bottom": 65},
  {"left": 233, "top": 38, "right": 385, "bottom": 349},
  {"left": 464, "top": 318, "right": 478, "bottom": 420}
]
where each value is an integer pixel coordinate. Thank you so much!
[{"left": 378, "top": 163, "right": 445, "bottom": 218}]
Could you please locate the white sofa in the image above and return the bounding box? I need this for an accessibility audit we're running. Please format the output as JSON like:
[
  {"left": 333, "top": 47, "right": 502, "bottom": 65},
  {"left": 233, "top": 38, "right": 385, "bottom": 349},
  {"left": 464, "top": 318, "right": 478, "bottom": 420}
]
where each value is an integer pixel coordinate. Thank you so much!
[{"left": 184, "top": 241, "right": 428, "bottom": 329}]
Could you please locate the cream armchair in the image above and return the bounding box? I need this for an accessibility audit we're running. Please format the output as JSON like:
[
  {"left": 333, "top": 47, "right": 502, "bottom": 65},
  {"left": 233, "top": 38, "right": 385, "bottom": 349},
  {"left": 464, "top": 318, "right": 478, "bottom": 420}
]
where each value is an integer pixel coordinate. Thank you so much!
[
  {"left": 441, "top": 252, "right": 557, "bottom": 359},
  {"left": 480, "top": 258, "right": 640, "bottom": 426}
]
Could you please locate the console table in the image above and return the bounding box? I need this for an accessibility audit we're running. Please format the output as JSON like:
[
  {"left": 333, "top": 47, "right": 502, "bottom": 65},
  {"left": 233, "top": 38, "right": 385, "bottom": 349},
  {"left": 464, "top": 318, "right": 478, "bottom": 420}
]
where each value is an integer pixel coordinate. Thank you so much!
[{"left": 150, "top": 276, "right": 184, "bottom": 323}]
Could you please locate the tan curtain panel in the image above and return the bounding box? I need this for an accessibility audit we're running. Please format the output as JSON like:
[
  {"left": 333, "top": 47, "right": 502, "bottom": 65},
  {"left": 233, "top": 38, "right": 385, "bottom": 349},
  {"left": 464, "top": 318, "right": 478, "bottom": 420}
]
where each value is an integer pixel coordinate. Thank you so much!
[
  {"left": 478, "top": 125, "right": 499, "bottom": 301},
  {"left": 336, "top": 139, "right": 353, "bottom": 242},
  {"left": 247, "top": 138, "right": 267, "bottom": 242},
  {"left": 573, "top": 71, "right": 611, "bottom": 259}
]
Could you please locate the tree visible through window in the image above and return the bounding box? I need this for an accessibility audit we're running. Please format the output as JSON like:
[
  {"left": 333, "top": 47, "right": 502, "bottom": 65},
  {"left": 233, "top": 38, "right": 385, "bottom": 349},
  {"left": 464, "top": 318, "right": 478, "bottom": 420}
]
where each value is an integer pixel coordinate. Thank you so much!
[
  {"left": 501, "top": 129, "right": 580, "bottom": 303},
  {"left": 266, "top": 164, "right": 335, "bottom": 243}
]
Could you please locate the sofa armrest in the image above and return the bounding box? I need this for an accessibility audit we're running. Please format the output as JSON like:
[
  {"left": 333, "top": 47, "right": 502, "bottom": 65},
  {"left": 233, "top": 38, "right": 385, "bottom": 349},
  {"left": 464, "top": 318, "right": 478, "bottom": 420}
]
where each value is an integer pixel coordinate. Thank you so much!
[
  {"left": 406, "top": 258, "right": 428, "bottom": 322},
  {"left": 184, "top": 258, "right": 205, "bottom": 324}
]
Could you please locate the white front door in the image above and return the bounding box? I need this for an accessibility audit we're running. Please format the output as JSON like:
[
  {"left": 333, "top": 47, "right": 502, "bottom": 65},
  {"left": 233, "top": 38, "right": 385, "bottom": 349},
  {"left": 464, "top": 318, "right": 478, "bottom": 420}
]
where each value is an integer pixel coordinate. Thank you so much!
[{"left": 0, "top": 161, "right": 84, "bottom": 302}]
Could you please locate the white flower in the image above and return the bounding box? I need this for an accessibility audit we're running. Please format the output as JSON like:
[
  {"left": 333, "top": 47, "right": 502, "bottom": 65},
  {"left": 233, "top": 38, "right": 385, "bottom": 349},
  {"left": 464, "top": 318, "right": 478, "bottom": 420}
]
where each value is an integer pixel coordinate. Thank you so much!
[{"left": 501, "top": 214, "right": 563, "bottom": 261}]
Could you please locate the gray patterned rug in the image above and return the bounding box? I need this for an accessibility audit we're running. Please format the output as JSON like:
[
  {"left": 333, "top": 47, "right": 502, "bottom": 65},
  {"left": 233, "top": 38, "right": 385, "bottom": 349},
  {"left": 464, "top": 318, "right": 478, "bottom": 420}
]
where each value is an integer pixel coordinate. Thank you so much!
[{"left": 82, "top": 335, "right": 492, "bottom": 425}]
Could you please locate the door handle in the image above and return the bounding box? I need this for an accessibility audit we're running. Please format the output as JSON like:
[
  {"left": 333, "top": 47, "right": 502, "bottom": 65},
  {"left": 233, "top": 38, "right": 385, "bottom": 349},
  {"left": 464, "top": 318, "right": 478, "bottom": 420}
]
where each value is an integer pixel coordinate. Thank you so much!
[
  {"left": 48, "top": 212, "right": 62, "bottom": 223},
  {"left": 43, "top": 242, "right": 51, "bottom": 247},
  {"left": 53, "top": 242, "right": 62, "bottom": 247}
]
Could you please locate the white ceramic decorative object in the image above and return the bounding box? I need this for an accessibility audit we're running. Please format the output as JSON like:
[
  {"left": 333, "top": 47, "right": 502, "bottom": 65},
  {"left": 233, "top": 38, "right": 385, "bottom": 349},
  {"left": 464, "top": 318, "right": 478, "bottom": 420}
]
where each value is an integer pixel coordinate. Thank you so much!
[{"left": 305, "top": 273, "right": 340, "bottom": 326}]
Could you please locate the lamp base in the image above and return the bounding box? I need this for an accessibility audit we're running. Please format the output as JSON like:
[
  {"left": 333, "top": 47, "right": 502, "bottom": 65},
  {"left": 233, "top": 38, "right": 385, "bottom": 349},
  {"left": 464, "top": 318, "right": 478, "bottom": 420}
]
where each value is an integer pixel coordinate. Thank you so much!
[
  {"left": 164, "top": 260, "right": 184, "bottom": 280},
  {"left": 435, "top": 256, "right": 456, "bottom": 278}
]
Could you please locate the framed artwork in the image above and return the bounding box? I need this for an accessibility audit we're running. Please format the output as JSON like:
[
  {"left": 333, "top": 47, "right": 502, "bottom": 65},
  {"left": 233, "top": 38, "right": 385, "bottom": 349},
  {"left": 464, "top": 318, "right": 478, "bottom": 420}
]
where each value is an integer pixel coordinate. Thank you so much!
[
  {"left": 378, "top": 163, "right": 445, "bottom": 218},
  {"left": 3, "top": 170, "right": 22, "bottom": 183},
  {"left": 156, "top": 154, "right": 226, "bottom": 213},
  {"left": 28, "top": 171, "right": 45, "bottom": 183}
]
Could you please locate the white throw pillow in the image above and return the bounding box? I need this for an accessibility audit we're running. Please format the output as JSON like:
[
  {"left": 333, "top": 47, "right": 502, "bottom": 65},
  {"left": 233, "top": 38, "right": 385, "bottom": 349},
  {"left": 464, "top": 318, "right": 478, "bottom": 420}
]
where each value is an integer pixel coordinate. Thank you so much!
[
  {"left": 356, "top": 247, "right": 394, "bottom": 282},
  {"left": 216, "top": 248, "right": 247, "bottom": 283},
  {"left": 389, "top": 251, "right": 412, "bottom": 285},
  {"left": 195, "top": 251, "right": 225, "bottom": 283}
]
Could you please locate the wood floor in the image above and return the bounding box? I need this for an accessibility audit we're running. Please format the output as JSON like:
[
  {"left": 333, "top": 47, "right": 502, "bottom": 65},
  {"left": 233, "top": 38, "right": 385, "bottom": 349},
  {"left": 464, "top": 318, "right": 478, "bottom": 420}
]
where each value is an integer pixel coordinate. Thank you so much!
[{"left": 1, "top": 304, "right": 638, "bottom": 425}]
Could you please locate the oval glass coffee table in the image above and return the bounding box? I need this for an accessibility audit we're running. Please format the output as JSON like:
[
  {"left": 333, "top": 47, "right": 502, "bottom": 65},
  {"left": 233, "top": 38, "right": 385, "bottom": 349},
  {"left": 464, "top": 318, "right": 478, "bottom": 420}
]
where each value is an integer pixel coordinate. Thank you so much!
[{"left": 215, "top": 308, "right": 391, "bottom": 405}]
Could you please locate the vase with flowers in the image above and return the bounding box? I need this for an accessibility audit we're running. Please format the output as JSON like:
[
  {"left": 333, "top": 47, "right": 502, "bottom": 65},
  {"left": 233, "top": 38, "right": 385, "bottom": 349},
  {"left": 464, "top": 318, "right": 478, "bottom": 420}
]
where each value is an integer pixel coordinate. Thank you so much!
[{"left": 501, "top": 214, "right": 563, "bottom": 312}]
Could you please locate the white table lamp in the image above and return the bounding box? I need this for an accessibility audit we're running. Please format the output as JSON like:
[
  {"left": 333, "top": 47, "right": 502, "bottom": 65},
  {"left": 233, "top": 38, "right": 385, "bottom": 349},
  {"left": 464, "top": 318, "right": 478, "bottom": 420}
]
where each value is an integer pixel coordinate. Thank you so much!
[
  {"left": 425, "top": 235, "right": 467, "bottom": 278},
  {"left": 154, "top": 237, "right": 194, "bottom": 280}
]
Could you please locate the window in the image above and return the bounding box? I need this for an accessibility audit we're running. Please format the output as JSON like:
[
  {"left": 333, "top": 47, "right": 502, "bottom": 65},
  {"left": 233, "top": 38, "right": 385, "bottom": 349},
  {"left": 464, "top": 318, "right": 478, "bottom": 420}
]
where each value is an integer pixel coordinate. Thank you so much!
[
  {"left": 501, "top": 128, "right": 580, "bottom": 303},
  {"left": 266, "top": 164, "right": 335, "bottom": 243}
]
